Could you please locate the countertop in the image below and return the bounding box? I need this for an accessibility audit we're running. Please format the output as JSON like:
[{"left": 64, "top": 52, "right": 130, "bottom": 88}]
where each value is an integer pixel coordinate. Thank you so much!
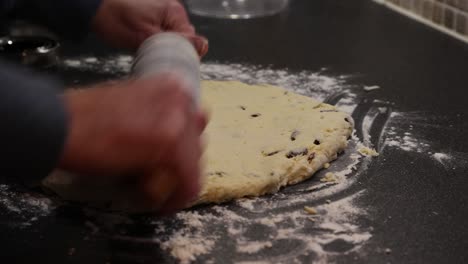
[{"left": 1, "top": 0, "right": 468, "bottom": 263}]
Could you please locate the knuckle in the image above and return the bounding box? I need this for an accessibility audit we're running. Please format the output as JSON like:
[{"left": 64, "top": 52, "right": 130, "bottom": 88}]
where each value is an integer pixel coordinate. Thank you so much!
[{"left": 158, "top": 113, "right": 185, "bottom": 146}]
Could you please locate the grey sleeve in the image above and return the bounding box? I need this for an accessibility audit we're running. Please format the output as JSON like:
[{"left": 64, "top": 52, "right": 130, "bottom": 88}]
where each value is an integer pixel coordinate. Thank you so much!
[{"left": 0, "top": 60, "right": 67, "bottom": 185}]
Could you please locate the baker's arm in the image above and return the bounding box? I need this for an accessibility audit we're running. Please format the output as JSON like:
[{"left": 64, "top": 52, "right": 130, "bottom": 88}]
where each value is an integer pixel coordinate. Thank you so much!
[
  {"left": 0, "top": 60, "right": 67, "bottom": 184},
  {"left": 4, "top": 0, "right": 102, "bottom": 40}
]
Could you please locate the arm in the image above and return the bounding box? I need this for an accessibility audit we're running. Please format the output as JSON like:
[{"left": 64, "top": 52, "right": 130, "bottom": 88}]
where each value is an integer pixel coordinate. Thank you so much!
[
  {"left": 8, "top": 0, "right": 102, "bottom": 40},
  {"left": 0, "top": 60, "right": 67, "bottom": 185}
]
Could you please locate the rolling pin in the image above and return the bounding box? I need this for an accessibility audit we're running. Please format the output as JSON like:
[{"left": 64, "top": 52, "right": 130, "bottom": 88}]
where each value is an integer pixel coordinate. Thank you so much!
[{"left": 131, "top": 32, "right": 201, "bottom": 210}]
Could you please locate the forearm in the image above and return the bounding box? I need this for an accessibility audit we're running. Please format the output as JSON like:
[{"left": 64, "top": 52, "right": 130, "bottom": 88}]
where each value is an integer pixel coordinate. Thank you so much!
[
  {"left": 7, "top": 0, "right": 102, "bottom": 40},
  {"left": 0, "top": 60, "right": 67, "bottom": 184}
]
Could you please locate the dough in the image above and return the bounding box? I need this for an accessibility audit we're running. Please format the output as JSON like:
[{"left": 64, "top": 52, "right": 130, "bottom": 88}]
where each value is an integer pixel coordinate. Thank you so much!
[
  {"left": 43, "top": 81, "right": 353, "bottom": 211},
  {"left": 195, "top": 81, "right": 353, "bottom": 204}
]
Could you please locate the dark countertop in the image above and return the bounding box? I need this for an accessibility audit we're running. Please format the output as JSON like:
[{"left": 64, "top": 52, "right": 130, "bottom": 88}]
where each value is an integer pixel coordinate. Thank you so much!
[{"left": 2, "top": 0, "right": 468, "bottom": 263}]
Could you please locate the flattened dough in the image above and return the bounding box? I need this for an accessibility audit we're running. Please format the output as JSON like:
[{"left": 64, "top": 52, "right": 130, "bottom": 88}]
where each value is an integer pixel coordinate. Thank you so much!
[
  {"left": 196, "top": 81, "right": 353, "bottom": 204},
  {"left": 43, "top": 81, "right": 354, "bottom": 211}
]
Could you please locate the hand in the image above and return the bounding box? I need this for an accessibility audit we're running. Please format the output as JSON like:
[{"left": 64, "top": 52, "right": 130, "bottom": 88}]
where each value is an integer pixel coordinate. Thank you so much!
[
  {"left": 92, "top": 0, "right": 209, "bottom": 56},
  {"left": 59, "top": 75, "right": 207, "bottom": 213}
]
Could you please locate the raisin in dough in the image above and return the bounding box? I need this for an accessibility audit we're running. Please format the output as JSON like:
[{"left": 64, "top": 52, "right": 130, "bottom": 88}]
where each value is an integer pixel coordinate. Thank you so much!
[{"left": 43, "top": 81, "right": 354, "bottom": 211}]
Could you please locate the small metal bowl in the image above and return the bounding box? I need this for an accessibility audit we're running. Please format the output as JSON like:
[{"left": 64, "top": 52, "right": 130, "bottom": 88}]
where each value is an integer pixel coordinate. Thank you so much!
[{"left": 0, "top": 35, "right": 60, "bottom": 67}]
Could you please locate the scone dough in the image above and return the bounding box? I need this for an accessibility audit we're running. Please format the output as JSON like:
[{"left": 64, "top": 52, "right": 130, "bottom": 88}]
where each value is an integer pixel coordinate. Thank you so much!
[{"left": 43, "top": 81, "right": 354, "bottom": 211}]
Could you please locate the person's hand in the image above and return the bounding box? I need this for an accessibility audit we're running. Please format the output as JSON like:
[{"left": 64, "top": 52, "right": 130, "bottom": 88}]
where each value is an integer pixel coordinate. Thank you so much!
[
  {"left": 92, "top": 0, "right": 209, "bottom": 56},
  {"left": 59, "top": 75, "right": 207, "bottom": 213}
]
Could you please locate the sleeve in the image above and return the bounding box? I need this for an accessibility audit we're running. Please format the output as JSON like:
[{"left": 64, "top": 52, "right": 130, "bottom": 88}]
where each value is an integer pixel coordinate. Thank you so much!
[
  {"left": 0, "top": 60, "right": 68, "bottom": 185},
  {"left": 7, "top": 0, "right": 103, "bottom": 40}
]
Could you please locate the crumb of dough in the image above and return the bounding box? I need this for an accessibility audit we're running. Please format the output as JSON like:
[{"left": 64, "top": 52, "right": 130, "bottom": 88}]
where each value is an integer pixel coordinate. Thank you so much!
[
  {"left": 385, "top": 248, "right": 392, "bottom": 254},
  {"left": 358, "top": 147, "right": 379, "bottom": 157},
  {"left": 326, "top": 199, "right": 331, "bottom": 204},
  {"left": 320, "top": 172, "right": 336, "bottom": 183},
  {"left": 363, "top": 85, "right": 380, "bottom": 91},
  {"left": 323, "top": 163, "right": 331, "bottom": 169},
  {"left": 304, "top": 206, "right": 317, "bottom": 215}
]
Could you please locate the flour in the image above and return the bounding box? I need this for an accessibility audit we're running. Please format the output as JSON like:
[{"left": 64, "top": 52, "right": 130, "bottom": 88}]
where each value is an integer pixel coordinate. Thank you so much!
[
  {"left": 150, "top": 133, "right": 373, "bottom": 263},
  {"left": 2, "top": 59, "right": 375, "bottom": 263},
  {"left": 160, "top": 232, "right": 217, "bottom": 264},
  {"left": 362, "top": 109, "right": 380, "bottom": 145},
  {"left": 334, "top": 93, "right": 358, "bottom": 114},
  {"left": 138, "top": 63, "right": 373, "bottom": 263},
  {"left": 381, "top": 112, "right": 435, "bottom": 153},
  {"left": 432, "top": 152, "right": 451, "bottom": 164},
  {"left": 63, "top": 55, "right": 133, "bottom": 75},
  {"left": 237, "top": 241, "right": 273, "bottom": 254},
  {"left": 199, "top": 63, "right": 348, "bottom": 102},
  {"left": 430, "top": 151, "right": 462, "bottom": 171},
  {"left": 62, "top": 56, "right": 350, "bottom": 102},
  {"left": 384, "top": 133, "right": 429, "bottom": 152},
  {"left": 363, "top": 85, "right": 380, "bottom": 92},
  {"left": 155, "top": 190, "right": 370, "bottom": 264},
  {"left": 0, "top": 184, "right": 55, "bottom": 227},
  {"left": 379, "top": 111, "right": 462, "bottom": 173}
]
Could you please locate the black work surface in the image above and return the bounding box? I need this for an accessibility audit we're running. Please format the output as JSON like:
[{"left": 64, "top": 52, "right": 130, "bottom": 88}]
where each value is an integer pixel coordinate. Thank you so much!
[{"left": 2, "top": 0, "right": 468, "bottom": 263}]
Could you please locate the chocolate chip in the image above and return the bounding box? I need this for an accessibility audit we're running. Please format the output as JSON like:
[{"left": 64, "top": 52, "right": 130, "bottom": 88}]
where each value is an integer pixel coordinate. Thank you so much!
[
  {"left": 307, "top": 152, "right": 316, "bottom": 162},
  {"left": 239, "top": 106, "right": 246, "bottom": 110},
  {"left": 344, "top": 117, "right": 350, "bottom": 122},
  {"left": 251, "top": 113, "right": 261, "bottom": 118},
  {"left": 209, "top": 171, "right": 227, "bottom": 177},
  {"left": 286, "top": 148, "right": 308, "bottom": 159},
  {"left": 290, "top": 130, "right": 300, "bottom": 141},
  {"left": 284, "top": 91, "right": 289, "bottom": 95},
  {"left": 314, "top": 140, "right": 321, "bottom": 145},
  {"left": 264, "top": 150, "right": 280, "bottom": 157}
]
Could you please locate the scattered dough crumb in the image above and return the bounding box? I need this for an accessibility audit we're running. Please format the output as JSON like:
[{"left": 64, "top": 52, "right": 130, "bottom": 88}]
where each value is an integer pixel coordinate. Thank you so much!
[
  {"left": 358, "top": 147, "right": 379, "bottom": 157},
  {"left": 363, "top": 85, "right": 380, "bottom": 91},
  {"left": 385, "top": 248, "right": 392, "bottom": 254},
  {"left": 323, "top": 163, "right": 331, "bottom": 169},
  {"left": 304, "top": 206, "right": 317, "bottom": 215},
  {"left": 320, "top": 172, "right": 337, "bottom": 183},
  {"left": 378, "top": 107, "right": 387, "bottom": 114},
  {"left": 84, "top": 57, "right": 98, "bottom": 63},
  {"left": 237, "top": 241, "right": 273, "bottom": 253},
  {"left": 326, "top": 199, "right": 331, "bottom": 204}
]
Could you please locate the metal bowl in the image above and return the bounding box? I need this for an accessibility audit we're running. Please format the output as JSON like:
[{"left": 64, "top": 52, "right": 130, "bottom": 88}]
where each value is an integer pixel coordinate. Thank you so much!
[{"left": 0, "top": 35, "right": 60, "bottom": 67}]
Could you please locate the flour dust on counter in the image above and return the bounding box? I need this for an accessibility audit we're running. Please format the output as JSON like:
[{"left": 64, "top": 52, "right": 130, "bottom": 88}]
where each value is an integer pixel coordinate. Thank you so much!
[
  {"left": 0, "top": 184, "right": 55, "bottom": 227},
  {"left": 63, "top": 55, "right": 133, "bottom": 75},
  {"left": 380, "top": 111, "right": 463, "bottom": 165},
  {"left": 106, "top": 134, "right": 375, "bottom": 264},
  {"left": 0, "top": 56, "right": 383, "bottom": 263},
  {"left": 381, "top": 112, "right": 432, "bottom": 153},
  {"left": 61, "top": 55, "right": 355, "bottom": 102}
]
